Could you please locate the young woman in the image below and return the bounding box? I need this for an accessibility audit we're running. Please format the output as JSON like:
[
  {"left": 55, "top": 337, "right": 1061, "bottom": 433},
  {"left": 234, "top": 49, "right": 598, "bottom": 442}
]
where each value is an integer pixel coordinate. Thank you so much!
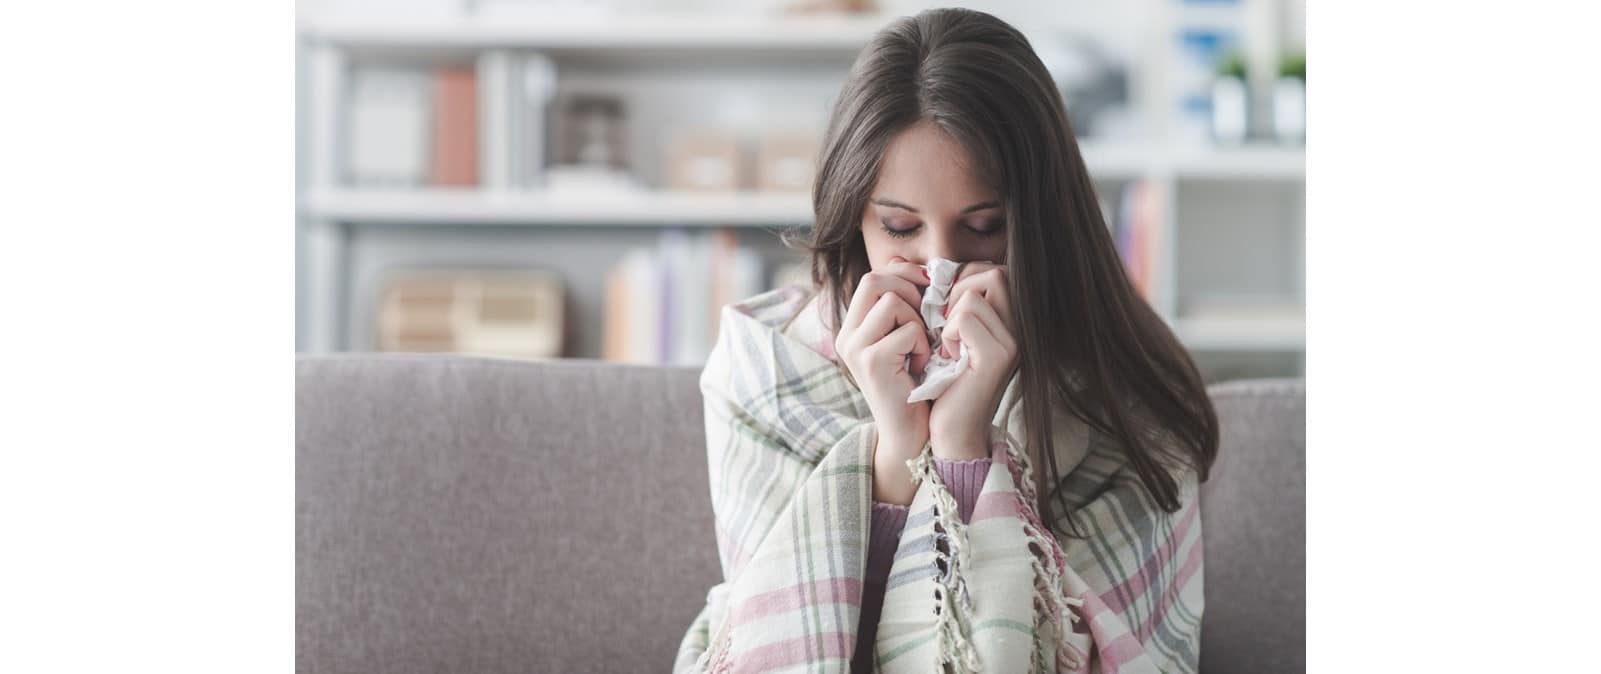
[{"left": 677, "top": 8, "right": 1217, "bottom": 673}]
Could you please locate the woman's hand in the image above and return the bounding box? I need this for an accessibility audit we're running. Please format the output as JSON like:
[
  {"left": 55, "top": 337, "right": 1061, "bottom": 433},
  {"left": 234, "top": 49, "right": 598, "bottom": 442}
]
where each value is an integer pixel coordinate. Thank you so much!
[
  {"left": 928, "top": 262, "right": 1019, "bottom": 461},
  {"left": 834, "top": 257, "right": 932, "bottom": 505}
]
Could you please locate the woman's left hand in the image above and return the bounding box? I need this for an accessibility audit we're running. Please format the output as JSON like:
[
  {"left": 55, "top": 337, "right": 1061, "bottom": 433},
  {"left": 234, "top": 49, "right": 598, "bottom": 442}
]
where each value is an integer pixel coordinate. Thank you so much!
[{"left": 928, "top": 262, "right": 1019, "bottom": 460}]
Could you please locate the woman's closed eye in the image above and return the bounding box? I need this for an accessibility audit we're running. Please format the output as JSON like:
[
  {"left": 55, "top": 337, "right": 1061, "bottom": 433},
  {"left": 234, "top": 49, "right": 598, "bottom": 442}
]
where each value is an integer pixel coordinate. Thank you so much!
[{"left": 879, "top": 217, "right": 1006, "bottom": 238}]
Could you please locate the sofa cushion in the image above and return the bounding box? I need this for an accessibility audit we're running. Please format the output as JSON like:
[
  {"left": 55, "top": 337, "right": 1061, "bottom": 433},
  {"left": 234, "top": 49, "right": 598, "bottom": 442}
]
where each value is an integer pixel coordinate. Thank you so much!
[
  {"left": 1198, "top": 378, "right": 1306, "bottom": 674},
  {"left": 297, "top": 355, "right": 720, "bottom": 674}
]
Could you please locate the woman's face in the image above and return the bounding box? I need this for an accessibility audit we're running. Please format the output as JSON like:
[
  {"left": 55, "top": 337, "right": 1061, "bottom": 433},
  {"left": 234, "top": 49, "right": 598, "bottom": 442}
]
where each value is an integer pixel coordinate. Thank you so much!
[{"left": 860, "top": 119, "right": 1008, "bottom": 271}]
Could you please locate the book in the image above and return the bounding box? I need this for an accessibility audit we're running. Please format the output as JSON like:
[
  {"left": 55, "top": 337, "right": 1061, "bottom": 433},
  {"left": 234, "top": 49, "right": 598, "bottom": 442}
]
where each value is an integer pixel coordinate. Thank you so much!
[
  {"left": 659, "top": 228, "right": 689, "bottom": 364},
  {"left": 477, "top": 51, "right": 514, "bottom": 191},
  {"left": 430, "top": 66, "right": 478, "bottom": 186},
  {"left": 1114, "top": 181, "right": 1142, "bottom": 295},
  {"left": 617, "top": 248, "right": 660, "bottom": 364},
  {"left": 346, "top": 67, "right": 429, "bottom": 187},
  {"left": 603, "top": 261, "right": 630, "bottom": 362},
  {"left": 672, "top": 229, "right": 713, "bottom": 367}
]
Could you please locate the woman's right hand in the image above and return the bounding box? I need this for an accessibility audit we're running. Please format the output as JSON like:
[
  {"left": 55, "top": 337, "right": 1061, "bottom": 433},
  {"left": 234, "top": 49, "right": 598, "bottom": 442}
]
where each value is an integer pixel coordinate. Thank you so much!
[{"left": 833, "top": 257, "right": 932, "bottom": 504}]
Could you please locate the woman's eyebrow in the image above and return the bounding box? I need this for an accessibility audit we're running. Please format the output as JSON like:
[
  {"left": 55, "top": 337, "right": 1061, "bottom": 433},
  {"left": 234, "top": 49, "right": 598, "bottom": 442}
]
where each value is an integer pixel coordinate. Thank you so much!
[{"left": 871, "top": 197, "right": 1001, "bottom": 214}]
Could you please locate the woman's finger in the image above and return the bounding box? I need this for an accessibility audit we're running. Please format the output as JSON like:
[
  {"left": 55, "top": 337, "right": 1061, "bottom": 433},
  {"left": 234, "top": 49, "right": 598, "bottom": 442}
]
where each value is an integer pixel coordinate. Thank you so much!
[
  {"left": 866, "top": 319, "right": 932, "bottom": 377},
  {"left": 952, "top": 290, "right": 1016, "bottom": 358},
  {"left": 847, "top": 291, "right": 922, "bottom": 359},
  {"left": 882, "top": 256, "right": 933, "bottom": 290},
  {"left": 943, "top": 262, "right": 990, "bottom": 309},
  {"left": 841, "top": 266, "right": 927, "bottom": 337},
  {"left": 941, "top": 297, "right": 1003, "bottom": 371},
  {"left": 946, "top": 265, "right": 1012, "bottom": 336},
  {"left": 902, "top": 311, "right": 932, "bottom": 377}
]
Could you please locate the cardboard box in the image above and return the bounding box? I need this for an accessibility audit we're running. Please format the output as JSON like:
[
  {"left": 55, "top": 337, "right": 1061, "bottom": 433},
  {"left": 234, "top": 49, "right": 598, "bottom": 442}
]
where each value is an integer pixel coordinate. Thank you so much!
[
  {"left": 665, "top": 130, "right": 743, "bottom": 191},
  {"left": 378, "top": 271, "right": 565, "bottom": 359},
  {"left": 755, "top": 132, "right": 818, "bottom": 193}
]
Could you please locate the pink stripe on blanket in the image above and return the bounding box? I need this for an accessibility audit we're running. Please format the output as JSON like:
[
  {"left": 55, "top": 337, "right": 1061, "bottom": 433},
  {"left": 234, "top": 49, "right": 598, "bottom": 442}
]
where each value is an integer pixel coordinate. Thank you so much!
[
  {"left": 1077, "top": 590, "right": 1147, "bottom": 672},
  {"left": 1098, "top": 499, "right": 1199, "bottom": 614},
  {"left": 729, "top": 577, "right": 863, "bottom": 625},
  {"left": 730, "top": 632, "right": 855, "bottom": 673},
  {"left": 969, "top": 490, "right": 1021, "bottom": 522},
  {"left": 1136, "top": 535, "right": 1204, "bottom": 643},
  {"left": 1096, "top": 631, "right": 1148, "bottom": 673}
]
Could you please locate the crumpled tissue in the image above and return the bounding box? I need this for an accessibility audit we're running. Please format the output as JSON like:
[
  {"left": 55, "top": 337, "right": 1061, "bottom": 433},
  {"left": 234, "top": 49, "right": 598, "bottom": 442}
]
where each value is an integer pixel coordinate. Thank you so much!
[{"left": 906, "top": 257, "right": 970, "bottom": 402}]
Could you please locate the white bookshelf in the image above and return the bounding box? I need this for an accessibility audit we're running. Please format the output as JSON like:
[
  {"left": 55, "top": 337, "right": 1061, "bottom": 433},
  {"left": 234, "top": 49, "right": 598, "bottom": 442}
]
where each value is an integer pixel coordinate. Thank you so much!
[
  {"left": 299, "top": 143, "right": 1302, "bottom": 225},
  {"left": 1171, "top": 145, "right": 1305, "bottom": 180},
  {"left": 301, "top": 188, "right": 816, "bottom": 226},
  {"left": 299, "top": 12, "right": 889, "bottom": 52},
  {"left": 296, "top": 1, "right": 1306, "bottom": 378},
  {"left": 1172, "top": 315, "right": 1306, "bottom": 351}
]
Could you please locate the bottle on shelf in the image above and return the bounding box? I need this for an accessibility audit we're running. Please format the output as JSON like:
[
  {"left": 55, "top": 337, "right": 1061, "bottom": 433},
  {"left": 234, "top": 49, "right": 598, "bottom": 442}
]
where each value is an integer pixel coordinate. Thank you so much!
[{"left": 1273, "top": 51, "right": 1306, "bottom": 145}]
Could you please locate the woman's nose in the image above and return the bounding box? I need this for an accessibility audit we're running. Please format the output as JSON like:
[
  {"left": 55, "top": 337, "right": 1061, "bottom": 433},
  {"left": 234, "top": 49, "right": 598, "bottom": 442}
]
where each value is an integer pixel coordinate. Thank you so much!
[
  {"left": 925, "top": 230, "right": 962, "bottom": 263},
  {"left": 912, "top": 248, "right": 962, "bottom": 266},
  {"left": 892, "top": 238, "right": 960, "bottom": 266}
]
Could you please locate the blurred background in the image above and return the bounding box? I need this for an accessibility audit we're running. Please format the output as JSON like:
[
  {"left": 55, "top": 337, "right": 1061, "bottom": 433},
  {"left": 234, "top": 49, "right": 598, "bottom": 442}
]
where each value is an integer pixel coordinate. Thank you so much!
[{"left": 295, "top": 0, "right": 1305, "bottom": 382}]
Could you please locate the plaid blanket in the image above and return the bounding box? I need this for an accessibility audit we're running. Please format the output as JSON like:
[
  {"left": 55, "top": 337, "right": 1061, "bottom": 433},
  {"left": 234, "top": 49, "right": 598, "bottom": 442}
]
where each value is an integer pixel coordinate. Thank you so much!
[{"left": 675, "top": 285, "right": 1204, "bottom": 673}]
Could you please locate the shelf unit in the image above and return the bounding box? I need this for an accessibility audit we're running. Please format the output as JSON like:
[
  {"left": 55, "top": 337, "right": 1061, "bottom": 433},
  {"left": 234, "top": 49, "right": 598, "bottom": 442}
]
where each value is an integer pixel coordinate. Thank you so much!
[
  {"left": 296, "top": 2, "right": 1306, "bottom": 375},
  {"left": 1171, "top": 315, "right": 1305, "bottom": 352},
  {"left": 301, "top": 188, "right": 817, "bottom": 226},
  {"left": 299, "top": 12, "right": 891, "bottom": 52},
  {"left": 299, "top": 141, "right": 1302, "bottom": 225}
]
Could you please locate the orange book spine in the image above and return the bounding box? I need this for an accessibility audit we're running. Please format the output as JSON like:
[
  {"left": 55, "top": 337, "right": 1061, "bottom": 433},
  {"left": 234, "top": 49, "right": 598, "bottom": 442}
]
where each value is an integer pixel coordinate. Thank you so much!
[
  {"left": 603, "top": 262, "right": 630, "bottom": 362},
  {"left": 430, "top": 67, "right": 479, "bottom": 186}
]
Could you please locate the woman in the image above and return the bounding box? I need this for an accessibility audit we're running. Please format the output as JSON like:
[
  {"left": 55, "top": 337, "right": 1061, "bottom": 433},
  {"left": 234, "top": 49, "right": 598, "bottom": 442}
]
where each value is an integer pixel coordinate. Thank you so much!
[{"left": 676, "top": 8, "right": 1217, "bottom": 673}]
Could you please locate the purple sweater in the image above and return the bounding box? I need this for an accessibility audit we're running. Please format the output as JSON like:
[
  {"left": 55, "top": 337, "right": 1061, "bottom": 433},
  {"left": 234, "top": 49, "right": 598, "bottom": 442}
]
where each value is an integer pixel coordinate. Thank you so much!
[{"left": 852, "top": 455, "right": 991, "bottom": 672}]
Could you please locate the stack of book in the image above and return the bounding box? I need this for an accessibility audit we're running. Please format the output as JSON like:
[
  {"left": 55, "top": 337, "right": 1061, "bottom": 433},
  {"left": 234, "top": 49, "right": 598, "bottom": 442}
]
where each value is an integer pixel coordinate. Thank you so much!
[
  {"left": 602, "top": 229, "right": 771, "bottom": 366},
  {"left": 377, "top": 270, "right": 566, "bottom": 359}
]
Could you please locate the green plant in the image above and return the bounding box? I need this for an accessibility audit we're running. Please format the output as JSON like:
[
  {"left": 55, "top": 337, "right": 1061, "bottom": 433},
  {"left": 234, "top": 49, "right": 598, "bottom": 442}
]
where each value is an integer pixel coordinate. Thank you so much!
[
  {"left": 1216, "top": 50, "right": 1247, "bottom": 80},
  {"left": 1279, "top": 52, "right": 1305, "bottom": 81}
]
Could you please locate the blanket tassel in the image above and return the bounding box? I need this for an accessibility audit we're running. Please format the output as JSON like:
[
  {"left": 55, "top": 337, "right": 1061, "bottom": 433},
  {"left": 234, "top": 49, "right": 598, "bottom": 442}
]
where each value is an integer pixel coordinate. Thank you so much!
[
  {"left": 908, "top": 445, "right": 983, "bottom": 672},
  {"left": 1001, "top": 435, "right": 1087, "bottom": 672}
]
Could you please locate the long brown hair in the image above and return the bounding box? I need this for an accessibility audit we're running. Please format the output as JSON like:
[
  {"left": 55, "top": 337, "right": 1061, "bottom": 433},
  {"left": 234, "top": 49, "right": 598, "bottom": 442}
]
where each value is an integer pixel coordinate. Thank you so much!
[{"left": 785, "top": 8, "right": 1218, "bottom": 536}]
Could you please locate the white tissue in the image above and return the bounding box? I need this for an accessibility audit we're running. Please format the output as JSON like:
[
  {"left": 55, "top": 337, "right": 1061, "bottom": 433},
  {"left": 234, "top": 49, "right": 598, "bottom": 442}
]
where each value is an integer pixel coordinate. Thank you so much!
[{"left": 907, "top": 258, "right": 970, "bottom": 402}]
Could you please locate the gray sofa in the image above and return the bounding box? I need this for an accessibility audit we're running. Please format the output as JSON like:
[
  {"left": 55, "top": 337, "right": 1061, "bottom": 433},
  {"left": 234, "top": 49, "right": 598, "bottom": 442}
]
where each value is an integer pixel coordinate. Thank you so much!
[{"left": 297, "top": 354, "right": 1304, "bottom": 673}]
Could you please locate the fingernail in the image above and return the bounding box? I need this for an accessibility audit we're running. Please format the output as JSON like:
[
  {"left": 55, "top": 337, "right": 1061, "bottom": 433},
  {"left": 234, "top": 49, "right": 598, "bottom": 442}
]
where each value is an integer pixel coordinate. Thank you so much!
[{"left": 942, "top": 305, "right": 949, "bottom": 318}]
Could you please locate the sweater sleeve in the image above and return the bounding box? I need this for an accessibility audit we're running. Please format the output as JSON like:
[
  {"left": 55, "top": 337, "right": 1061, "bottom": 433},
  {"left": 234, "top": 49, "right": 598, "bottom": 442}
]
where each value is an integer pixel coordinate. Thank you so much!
[
  {"left": 864, "top": 455, "right": 992, "bottom": 572},
  {"left": 934, "top": 456, "right": 991, "bottom": 524},
  {"left": 852, "top": 455, "right": 994, "bottom": 670},
  {"left": 853, "top": 501, "right": 910, "bottom": 672}
]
